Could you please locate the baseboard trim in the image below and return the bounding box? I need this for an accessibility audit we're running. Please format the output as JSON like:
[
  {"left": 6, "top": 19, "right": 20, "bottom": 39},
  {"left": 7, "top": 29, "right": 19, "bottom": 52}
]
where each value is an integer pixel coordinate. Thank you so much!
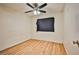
[{"left": 0, "top": 39, "right": 30, "bottom": 52}]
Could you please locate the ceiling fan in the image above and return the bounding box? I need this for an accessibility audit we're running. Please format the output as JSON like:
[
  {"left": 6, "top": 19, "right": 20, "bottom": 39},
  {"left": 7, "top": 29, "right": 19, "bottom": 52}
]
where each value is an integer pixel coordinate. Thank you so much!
[{"left": 25, "top": 3, "right": 47, "bottom": 15}]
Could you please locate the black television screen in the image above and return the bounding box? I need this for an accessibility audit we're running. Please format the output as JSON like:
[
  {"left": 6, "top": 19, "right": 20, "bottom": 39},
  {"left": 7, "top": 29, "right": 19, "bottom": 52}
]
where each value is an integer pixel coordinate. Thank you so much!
[{"left": 36, "top": 17, "right": 54, "bottom": 32}]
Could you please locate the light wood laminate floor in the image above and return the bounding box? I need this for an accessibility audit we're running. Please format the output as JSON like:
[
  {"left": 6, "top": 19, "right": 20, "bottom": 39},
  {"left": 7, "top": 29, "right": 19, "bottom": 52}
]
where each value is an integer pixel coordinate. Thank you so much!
[{"left": 0, "top": 39, "right": 67, "bottom": 55}]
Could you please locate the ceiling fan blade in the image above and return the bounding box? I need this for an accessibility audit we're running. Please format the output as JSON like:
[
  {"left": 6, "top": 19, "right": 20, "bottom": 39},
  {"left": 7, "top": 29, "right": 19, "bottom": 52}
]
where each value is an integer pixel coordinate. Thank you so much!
[
  {"left": 25, "top": 10, "right": 33, "bottom": 13},
  {"left": 39, "top": 3, "right": 47, "bottom": 9},
  {"left": 26, "top": 3, "right": 34, "bottom": 9},
  {"left": 39, "top": 10, "right": 46, "bottom": 13}
]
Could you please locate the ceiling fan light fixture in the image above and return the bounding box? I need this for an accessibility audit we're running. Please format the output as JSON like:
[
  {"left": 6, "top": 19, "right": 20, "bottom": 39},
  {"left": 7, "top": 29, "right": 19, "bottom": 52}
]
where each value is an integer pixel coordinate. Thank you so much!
[
  {"left": 25, "top": 3, "right": 47, "bottom": 15},
  {"left": 34, "top": 10, "right": 40, "bottom": 15}
]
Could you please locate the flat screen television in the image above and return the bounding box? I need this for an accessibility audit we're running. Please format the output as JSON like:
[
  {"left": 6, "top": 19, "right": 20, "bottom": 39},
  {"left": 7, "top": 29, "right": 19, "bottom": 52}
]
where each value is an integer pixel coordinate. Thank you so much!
[{"left": 36, "top": 17, "right": 55, "bottom": 32}]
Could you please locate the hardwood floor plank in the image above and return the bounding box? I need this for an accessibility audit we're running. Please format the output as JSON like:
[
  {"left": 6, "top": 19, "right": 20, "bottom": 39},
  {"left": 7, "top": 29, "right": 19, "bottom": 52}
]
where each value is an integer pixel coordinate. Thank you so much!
[{"left": 0, "top": 39, "right": 67, "bottom": 55}]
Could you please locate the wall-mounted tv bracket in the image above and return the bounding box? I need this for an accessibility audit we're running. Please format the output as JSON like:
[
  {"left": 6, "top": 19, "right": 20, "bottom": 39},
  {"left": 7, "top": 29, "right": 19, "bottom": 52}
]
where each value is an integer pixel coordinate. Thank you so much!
[{"left": 73, "top": 40, "right": 79, "bottom": 48}]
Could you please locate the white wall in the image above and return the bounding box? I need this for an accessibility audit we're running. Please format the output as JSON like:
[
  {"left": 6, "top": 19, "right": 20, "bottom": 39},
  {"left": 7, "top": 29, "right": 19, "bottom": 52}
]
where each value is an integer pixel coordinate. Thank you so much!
[
  {"left": 31, "top": 12, "right": 64, "bottom": 43},
  {"left": 64, "top": 3, "right": 79, "bottom": 55},
  {"left": 0, "top": 5, "right": 32, "bottom": 51},
  {"left": 0, "top": 4, "right": 64, "bottom": 51}
]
